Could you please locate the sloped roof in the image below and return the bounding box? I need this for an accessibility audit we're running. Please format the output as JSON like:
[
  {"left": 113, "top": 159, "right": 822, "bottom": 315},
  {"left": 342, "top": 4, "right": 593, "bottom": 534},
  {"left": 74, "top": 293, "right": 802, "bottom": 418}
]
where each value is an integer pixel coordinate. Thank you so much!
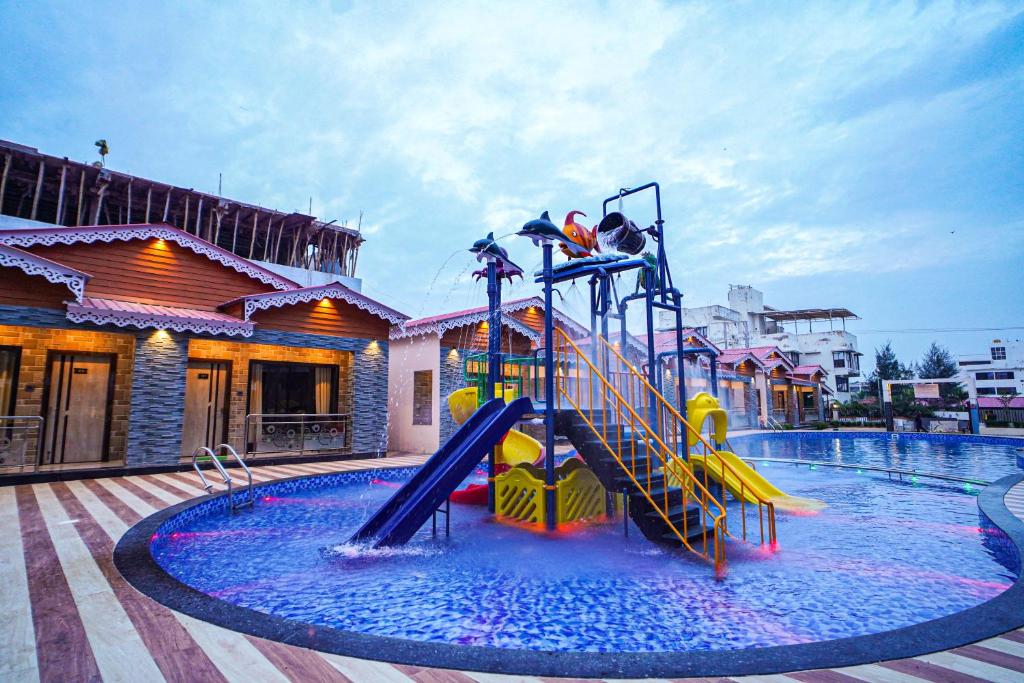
[
  {"left": 0, "top": 223, "right": 297, "bottom": 291},
  {"left": 221, "top": 283, "right": 408, "bottom": 325},
  {"left": 392, "top": 296, "right": 582, "bottom": 341},
  {"left": 67, "top": 297, "right": 253, "bottom": 337},
  {"left": 791, "top": 364, "right": 829, "bottom": 378},
  {"left": 0, "top": 242, "right": 91, "bottom": 300}
]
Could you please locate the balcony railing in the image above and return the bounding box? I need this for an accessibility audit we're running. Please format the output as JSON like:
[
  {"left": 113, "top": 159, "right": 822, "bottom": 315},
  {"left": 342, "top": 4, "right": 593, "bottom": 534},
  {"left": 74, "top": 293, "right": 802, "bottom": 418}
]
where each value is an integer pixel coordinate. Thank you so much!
[
  {"left": 243, "top": 413, "right": 351, "bottom": 460},
  {"left": 0, "top": 416, "right": 45, "bottom": 473}
]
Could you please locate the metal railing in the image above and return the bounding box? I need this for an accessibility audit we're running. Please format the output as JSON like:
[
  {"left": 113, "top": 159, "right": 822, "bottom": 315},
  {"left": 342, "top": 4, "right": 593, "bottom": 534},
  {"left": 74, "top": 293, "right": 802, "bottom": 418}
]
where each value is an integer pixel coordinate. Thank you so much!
[
  {"left": 594, "top": 334, "right": 777, "bottom": 549},
  {"left": 553, "top": 330, "right": 779, "bottom": 574},
  {"left": 0, "top": 416, "right": 44, "bottom": 472},
  {"left": 191, "top": 444, "right": 254, "bottom": 512},
  {"left": 243, "top": 413, "right": 351, "bottom": 459},
  {"left": 743, "top": 457, "right": 989, "bottom": 486}
]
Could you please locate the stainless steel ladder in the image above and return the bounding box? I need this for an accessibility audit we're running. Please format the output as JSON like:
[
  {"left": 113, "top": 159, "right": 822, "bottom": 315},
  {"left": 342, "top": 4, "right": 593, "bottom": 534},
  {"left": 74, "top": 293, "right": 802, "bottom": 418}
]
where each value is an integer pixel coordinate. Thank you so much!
[{"left": 191, "top": 444, "right": 254, "bottom": 512}]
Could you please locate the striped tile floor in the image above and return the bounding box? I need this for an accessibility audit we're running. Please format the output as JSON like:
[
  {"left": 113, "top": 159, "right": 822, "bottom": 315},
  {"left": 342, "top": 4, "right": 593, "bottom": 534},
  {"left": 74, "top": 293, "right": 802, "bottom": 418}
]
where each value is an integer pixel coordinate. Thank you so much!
[{"left": 2, "top": 459, "right": 1022, "bottom": 682}]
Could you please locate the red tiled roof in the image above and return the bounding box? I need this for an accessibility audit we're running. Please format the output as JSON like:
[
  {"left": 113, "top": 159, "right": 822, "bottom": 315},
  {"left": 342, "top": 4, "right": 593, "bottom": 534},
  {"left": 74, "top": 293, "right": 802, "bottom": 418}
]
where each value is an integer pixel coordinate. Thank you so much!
[
  {"left": 66, "top": 297, "right": 253, "bottom": 337},
  {"left": 636, "top": 329, "right": 720, "bottom": 354},
  {"left": 791, "top": 364, "right": 828, "bottom": 378},
  {"left": 397, "top": 296, "right": 586, "bottom": 338}
]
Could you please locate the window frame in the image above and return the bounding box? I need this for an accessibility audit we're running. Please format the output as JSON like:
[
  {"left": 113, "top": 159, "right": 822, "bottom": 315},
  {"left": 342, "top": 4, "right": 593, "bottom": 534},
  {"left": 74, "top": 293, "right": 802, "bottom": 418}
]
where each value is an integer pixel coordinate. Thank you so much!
[
  {"left": 991, "top": 346, "right": 1007, "bottom": 360},
  {"left": 246, "top": 359, "right": 339, "bottom": 416},
  {"left": 412, "top": 370, "right": 433, "bottom": 426},
  {"left": 0, "top": 345, "right": 21, "bottom": 417}
]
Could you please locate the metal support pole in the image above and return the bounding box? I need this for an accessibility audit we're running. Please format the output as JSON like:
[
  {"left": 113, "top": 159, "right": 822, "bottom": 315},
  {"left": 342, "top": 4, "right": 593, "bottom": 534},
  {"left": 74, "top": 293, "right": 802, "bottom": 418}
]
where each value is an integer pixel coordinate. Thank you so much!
[
  {"left": 543, "top": 243, "right": 556, "bottom": 531},
  {"left": 644, "top": 265, "right": 657, "bottom": 432},
  {"left": 673, "top": 293, "right": 688, "bottom": 419},
  {"left": 486, "top": 259, "right": 500, "bottom": 513}
]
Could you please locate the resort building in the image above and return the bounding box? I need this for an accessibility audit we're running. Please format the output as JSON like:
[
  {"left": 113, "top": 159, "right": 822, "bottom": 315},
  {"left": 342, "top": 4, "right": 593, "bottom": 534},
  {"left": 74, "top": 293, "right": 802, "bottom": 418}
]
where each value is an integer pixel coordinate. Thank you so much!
[
  {"left": 661, "top": 284, "right": 861, "bottom": 403},
  {"left": 386, "top": 297, "right": 589, "bottom": 454},
  {"left": 0, "top": 223, "right": 403, "bottom": 471},
  {"left": 958, "top": 338, "right": 1024, "bottom": 424}
]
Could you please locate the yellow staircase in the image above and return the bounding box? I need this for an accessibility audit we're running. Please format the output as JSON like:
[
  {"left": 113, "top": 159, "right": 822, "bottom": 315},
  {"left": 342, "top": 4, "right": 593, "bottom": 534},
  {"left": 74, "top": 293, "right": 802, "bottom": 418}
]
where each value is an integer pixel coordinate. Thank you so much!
[{"left": 551, "top": 329, "right": 777, "bottom": 573}]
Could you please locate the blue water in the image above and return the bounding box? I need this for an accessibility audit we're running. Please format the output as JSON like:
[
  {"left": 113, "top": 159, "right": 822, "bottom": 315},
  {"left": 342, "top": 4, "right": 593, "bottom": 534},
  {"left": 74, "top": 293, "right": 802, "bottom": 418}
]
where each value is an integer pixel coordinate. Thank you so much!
[{"left": 152, "top": 434, "right": 1021, "bottom": 653}]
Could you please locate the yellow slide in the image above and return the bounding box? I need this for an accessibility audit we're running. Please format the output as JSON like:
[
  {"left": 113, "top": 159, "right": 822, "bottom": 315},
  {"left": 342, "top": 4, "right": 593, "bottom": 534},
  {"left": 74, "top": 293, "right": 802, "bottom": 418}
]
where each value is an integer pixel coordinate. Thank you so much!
[
  {"left": 447, "top": 388, "right": 542, "bottom": 466},
  {"left": 690, "top": 450, "right": 826, "bottom": 513}
]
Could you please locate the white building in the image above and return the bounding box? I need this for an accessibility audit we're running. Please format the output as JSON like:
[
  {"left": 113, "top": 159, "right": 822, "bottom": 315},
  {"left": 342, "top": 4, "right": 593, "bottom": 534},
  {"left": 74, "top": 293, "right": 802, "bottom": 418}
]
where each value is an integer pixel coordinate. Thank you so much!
[
  {"left": 661, "top": 285, "right": 862, "bottom": 403},
  {"left": 957, "top": 339, "right": 1023, "bottom": 404}
]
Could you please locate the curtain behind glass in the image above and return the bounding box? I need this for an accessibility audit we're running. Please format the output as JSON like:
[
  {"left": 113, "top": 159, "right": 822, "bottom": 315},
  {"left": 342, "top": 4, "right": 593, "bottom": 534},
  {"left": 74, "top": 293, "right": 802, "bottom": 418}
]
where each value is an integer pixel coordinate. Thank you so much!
[{"left": 315, "top": 366, "right": 332, "bottom": 414}]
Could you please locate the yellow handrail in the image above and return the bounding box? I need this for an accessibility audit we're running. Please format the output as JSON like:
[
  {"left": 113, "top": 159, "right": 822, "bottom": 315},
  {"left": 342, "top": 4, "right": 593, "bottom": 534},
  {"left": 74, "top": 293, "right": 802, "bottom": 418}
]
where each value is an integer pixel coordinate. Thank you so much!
[
  {"left": 596, "top": 335, "right": 777, "bottom": 546},
  {"left": 552, "top": 329, "right": 729, "bottom": 572}
]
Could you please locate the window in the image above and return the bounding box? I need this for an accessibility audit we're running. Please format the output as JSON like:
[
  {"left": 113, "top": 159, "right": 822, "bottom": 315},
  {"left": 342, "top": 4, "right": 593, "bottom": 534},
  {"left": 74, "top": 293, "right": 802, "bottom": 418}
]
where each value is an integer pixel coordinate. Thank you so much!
[
  {"left": 695, "top": 326, "right": 708, "bottom": 338},
  {"left": 249, "top": 361, "right": 338, "bottom": 415},
  {"left": 991, "top": 347, "right": 1006, "bottom": 360},
  {"left": 997, "top": 387, "right": 1018, "bottom": 395},
  {"left": 994, "top": 371, "right": 1015, "bottom": 380},
  {"left": 959, "top": 360, "right": 990, "bottom": 366},
  {"left": 787, "top": 351, "right": 801, "bottom": 365},
  {"left": 0, "top": 346, "right": 19, "bottom": 417},
  {"left": 976, "top": 372, "right": 995, "bottom": 380},
  {"left": 977, "top": 387, "right": 996, "bottom": 395},
  {"left": 836, "top": 376, "right": 849, "bottom": 392},
  {"left": 832, "top": 351, "right": 847, "bottom": 369},
  {"left": 412, "top": 370, "right": 433, "bottom": 425}
]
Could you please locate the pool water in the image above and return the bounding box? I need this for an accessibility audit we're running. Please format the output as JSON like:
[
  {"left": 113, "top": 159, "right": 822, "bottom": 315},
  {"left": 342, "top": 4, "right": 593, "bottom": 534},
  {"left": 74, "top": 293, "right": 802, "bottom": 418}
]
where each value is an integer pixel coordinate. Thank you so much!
[
  {"left": 730, "top": 432, "right": 1023, "bottom": 482},
  {"left": 151, "top": 434, "right": 1020, "bottom": 653}
]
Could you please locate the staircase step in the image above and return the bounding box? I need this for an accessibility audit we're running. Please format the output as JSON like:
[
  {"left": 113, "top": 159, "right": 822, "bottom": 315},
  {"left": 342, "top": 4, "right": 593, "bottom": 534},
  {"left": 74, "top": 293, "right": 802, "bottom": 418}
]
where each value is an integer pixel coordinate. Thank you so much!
[{"left": 660, "top": 526, "right": 715, "bottom": 545}]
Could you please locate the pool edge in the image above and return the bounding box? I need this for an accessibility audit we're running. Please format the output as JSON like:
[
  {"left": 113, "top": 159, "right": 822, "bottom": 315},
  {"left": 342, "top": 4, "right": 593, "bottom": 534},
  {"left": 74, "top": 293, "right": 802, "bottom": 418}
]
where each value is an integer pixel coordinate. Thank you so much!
[{"left": 113, "top": 469, "right": 1024, "bottom": 679}]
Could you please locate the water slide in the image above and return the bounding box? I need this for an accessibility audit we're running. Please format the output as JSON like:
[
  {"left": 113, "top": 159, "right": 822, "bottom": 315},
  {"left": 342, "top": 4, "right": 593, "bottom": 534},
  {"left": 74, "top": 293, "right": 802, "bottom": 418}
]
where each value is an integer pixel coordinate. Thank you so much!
[
  {"left": 689, "top": 449, "right": 826, "bottom": 513},
  {"left": 349, "top": 396, "right": 535, "bottom": 547},
  {"left": 446, "top": 388, "right": 543, "bottom": 504}
]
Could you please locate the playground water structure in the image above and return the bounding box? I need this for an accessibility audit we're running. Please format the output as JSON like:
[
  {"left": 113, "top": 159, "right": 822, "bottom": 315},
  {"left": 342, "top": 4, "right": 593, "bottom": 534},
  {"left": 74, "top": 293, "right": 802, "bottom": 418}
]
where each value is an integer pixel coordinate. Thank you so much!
[
  {"left": 117, "top": 181, "right": 1024, "bottom": 676},
  {"left": 128, "top": 432, "right": 1023, "bottom": 674}
]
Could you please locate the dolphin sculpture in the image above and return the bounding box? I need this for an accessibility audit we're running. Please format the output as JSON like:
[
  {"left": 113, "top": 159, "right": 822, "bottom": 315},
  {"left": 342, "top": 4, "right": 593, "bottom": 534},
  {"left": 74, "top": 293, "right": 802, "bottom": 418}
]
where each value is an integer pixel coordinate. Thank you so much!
[
  {"left": 469, "top": 232, "right": 524, "bottom": 282},
  {"left": 517, "top": 211, "right": 591, "bottom": 257}
]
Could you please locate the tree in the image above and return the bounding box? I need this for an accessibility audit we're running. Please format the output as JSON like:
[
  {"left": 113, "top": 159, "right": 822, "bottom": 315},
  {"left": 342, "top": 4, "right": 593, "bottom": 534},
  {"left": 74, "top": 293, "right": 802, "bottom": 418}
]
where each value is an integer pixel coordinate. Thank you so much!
[
  {"left": 917, "top": 342, "right": 958, "bottom": 379},
  {"left": 869, "top": 341, "right": 913, "bottom": 393}
]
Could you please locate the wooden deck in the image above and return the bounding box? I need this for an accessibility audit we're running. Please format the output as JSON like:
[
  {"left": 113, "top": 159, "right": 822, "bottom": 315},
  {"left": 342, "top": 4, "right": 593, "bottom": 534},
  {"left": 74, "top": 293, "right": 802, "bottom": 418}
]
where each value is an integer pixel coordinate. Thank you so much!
[{"left": 2, "top": 457, "right": 1022, "bottom": 682}]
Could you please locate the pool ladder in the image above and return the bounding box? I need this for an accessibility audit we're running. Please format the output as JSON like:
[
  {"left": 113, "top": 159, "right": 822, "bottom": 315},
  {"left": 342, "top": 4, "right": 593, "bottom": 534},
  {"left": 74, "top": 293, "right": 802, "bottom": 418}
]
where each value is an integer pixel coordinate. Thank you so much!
[{"left": 191, "top": 444, "right": 254, "bottom": 513}]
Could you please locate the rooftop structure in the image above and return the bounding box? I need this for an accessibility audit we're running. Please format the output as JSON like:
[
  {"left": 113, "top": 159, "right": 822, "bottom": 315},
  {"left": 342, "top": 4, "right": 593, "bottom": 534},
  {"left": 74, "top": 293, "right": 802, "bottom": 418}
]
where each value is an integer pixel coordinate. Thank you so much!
[{"left": 0, "top": 139, "right": 364, "bottom": 289}]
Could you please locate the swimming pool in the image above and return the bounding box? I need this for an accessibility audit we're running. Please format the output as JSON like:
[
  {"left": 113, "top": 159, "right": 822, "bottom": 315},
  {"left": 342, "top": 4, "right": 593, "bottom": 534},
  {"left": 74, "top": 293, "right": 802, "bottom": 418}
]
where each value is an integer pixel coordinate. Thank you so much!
[{"left": 146, "top": 433, "right": 1021, "bottom": 658}]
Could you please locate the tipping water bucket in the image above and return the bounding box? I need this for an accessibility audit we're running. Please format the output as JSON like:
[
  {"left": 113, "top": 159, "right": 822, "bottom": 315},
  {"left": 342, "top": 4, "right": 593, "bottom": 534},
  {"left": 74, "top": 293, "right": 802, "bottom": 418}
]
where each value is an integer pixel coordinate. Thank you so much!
[{"left": 597, "top": 212, "right": 646, "bottom": 255}]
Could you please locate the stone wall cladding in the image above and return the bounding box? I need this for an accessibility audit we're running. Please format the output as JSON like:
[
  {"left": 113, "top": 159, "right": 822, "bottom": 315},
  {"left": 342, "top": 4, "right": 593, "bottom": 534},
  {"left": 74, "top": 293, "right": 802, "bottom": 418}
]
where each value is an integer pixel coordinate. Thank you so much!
[
  {"left": 249, "top": 330, "right": 388, "bottom": 456},
  {"left": 0, "top": 305, "right": 390, "bottom": 465},
  {"left": 439, "top": 346, "right": 466, "bottom": 445},
  {"left": 746, "top": 383, "right": 759, "bottom": 427},
  {"left": 127, "top": 330, "right": 189, "bottom": 465}
]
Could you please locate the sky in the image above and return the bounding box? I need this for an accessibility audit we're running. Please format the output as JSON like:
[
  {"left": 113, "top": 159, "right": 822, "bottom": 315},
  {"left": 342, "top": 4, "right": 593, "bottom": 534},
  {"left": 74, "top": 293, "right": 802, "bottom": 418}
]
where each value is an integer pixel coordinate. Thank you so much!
[{"left": 2, "top": 0, "right": 1022, "bottom": 374}]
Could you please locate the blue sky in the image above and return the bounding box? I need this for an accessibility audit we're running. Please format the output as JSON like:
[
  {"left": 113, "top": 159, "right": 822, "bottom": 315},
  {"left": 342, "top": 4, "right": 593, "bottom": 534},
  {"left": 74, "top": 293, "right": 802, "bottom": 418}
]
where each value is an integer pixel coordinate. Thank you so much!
[{"left": 2, "top": 1, "right": 1022, "bottom": 372}]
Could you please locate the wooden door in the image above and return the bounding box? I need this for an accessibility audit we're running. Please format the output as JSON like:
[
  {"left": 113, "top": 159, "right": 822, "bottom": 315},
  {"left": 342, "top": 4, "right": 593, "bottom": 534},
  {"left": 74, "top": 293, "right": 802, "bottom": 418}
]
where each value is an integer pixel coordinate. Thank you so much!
[
  {"left": 43, "top": 354, "right": 113, "bottom": 464},
  {"left": 181, "top": 361, "right": 230, "bottom": 458}
]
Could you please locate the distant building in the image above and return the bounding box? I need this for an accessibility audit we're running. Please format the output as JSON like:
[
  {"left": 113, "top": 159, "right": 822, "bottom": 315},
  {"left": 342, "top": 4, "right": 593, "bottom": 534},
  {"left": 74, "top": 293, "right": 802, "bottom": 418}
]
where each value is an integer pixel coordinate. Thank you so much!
[
  {"left": 660, "top": 284, "right": 861, "bottom": 403},
  {"left": 957, "top": 339, "right": 1024, "bottom": 420}
]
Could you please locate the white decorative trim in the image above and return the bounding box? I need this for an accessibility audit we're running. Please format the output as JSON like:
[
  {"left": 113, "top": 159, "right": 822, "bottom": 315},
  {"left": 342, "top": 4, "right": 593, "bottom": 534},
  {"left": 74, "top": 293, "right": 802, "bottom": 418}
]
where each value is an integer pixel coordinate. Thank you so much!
[
  {"left": 0, "top": 225, "right": 295, "bottom": 290},
  {"left": 0, "top": 244, "right": 89, "bottom": 301},
  {"left": 66, "top": 307, "right": 253, "bottom": 337},
  {"left": 391, "top": 310, "right": 540, "bottom": 343},
  {"left": 390, "top": 296, "right": 585, "bottom": 341},
  {"left": 239, "top": 284, "right": 407, "bottom": 325}
]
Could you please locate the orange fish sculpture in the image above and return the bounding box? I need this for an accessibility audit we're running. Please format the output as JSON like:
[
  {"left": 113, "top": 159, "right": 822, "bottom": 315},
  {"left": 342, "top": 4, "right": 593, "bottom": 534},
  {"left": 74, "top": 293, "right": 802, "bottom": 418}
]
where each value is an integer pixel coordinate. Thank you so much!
[{"left": 559, "top": 210, "right": 600, "bottom": 259}]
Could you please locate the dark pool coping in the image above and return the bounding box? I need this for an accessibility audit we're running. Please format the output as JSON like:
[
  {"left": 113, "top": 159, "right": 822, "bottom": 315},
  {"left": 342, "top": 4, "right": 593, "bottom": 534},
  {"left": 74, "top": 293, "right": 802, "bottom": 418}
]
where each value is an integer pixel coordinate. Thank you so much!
[{"left": 114, "top": 468, "right": 1024, "bottom": 679}]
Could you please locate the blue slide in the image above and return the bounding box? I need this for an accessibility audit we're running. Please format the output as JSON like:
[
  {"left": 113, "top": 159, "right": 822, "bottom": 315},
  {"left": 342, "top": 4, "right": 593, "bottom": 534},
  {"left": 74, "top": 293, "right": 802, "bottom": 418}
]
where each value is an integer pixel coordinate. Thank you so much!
[{"left": 349, "top": 396, "right": 534, "bottom": 547}]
